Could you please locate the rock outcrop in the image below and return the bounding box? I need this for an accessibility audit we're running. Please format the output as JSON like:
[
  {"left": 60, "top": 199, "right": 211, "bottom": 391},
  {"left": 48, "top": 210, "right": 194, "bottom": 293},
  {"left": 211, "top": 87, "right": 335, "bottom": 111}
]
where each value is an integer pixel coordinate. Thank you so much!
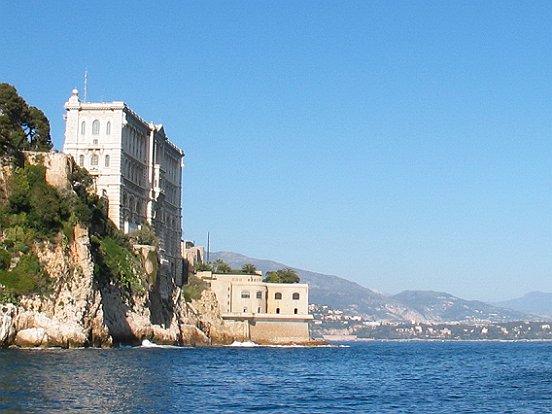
[{"left": 0, "top": 153, "right": 215, "bottom": 348}]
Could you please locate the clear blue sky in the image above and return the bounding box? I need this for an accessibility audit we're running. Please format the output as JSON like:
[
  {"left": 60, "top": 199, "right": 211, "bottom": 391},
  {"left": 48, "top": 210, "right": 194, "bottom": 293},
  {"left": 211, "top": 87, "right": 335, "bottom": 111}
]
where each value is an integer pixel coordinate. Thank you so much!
[{"left": 2, "top": 1, "right": 551, "bottom": 301}]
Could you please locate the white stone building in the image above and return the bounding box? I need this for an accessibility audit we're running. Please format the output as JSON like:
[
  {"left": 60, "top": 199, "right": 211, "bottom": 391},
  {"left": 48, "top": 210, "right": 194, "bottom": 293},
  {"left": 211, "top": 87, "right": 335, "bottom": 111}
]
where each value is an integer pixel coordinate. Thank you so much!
[{"left": 63, "top": 89, "right": 184, "bottom": 284}]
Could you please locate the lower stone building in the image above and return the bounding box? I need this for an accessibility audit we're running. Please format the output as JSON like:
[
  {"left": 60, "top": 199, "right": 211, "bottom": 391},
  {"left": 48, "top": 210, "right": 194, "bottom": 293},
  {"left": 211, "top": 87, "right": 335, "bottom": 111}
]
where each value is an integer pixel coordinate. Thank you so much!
[{"left": 196, "top": 271, "right": 313, "bottom": 344}]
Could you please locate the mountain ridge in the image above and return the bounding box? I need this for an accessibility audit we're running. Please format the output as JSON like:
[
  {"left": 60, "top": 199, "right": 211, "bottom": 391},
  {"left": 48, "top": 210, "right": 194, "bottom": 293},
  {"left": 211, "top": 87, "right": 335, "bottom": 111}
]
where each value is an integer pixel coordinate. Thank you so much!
[
  {"left": 495, "top": 291, "right": 552, "bottom": 318},
  {"left": 210, "top": 251, "right": 541, "bottom": 323}
]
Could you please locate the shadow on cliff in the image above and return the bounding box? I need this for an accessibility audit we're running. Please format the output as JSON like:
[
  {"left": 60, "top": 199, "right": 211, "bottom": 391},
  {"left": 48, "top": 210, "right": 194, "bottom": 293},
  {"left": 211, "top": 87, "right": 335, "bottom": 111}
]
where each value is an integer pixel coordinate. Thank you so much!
[
  {"left": 148, "top": 269, "right": 176, "bottom": 328},
  {"left": 97, "top": 283, "right": 138, "bottom": 345},
  {"left": 89, "top": 236, "right": 139, "bottom": 346}
]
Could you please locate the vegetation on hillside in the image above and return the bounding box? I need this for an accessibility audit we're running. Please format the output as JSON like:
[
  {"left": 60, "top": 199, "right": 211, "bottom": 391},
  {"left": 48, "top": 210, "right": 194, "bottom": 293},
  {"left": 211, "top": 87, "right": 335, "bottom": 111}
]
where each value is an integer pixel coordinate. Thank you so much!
[{"left": 0, "top": 84, "right": 150, "bottom": 303}]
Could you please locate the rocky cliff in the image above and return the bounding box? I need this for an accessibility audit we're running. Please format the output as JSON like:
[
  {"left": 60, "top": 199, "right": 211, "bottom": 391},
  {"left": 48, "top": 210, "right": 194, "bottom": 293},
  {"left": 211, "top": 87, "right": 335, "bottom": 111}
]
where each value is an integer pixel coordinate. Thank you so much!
[{"left": 0, "top": 152, "right": 216, "bottom": 348}]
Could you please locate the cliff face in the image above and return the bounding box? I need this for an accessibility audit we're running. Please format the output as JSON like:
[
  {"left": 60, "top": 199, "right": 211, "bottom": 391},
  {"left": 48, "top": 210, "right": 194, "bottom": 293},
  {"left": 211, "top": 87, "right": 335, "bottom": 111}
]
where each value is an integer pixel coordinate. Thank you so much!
[{"left": 0, "top": 152, "right": 210, "bottom": 348}]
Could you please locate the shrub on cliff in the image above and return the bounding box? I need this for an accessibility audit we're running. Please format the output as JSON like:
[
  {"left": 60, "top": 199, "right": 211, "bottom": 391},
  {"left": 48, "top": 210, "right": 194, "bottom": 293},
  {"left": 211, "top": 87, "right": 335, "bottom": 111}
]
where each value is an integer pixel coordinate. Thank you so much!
[
  {"left": 4, "top": 163, "right": 70, "bottom": 237},
  {"left": 183, "top": 275, "right": 208, "bottom": 302},
  {"left": 126, "top": 225, "right": 158, "bottom": 247},
  {"left": 91, "top": 235, "right": 146, "bottom": 295},
  {"left": 0, "top": 253, "right": 49, "bottom": 295},
  {"left": 0, "top": 250, "right": 10, "bottom": 270}
]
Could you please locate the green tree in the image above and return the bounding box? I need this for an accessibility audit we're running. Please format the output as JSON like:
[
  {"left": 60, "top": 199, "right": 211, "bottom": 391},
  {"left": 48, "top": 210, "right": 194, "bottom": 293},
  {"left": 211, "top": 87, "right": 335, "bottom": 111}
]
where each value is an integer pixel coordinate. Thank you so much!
[
  {"left": 241, "top": 263, "right": 257, "bottom": 274},
  {"left": 0, "top": 83, "right": 52, "bottom": 158},
  {"left": 213, "top": 259, "right": 231, "bottom": 273},
  {"left": 195, "top": 262, "right": 213, "bottom": 272},
  {"left": 264, "top": 268, "right": 300, "bottom": 283}
]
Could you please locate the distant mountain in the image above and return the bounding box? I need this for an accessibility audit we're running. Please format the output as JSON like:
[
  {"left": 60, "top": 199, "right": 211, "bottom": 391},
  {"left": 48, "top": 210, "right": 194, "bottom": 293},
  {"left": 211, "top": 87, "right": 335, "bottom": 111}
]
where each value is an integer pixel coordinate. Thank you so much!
[
  {"left": 209, "top": 251, "right": 421, "bottom": 321},
  {"left": 392, "top": 290, "right": 537, "bottom": 323},
  {"left": 209, "top": 251, "right": 539, "bottom": 323},
  {"left": 496, "top": 291, "right": 552, "bottom": 319}
]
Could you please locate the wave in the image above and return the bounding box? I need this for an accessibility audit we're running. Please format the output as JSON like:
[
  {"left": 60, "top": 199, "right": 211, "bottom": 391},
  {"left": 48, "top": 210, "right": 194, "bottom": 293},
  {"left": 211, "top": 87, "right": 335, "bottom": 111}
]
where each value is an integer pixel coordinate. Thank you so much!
[
  {"left": 224, "top": 341, "right": 347, "bottom": 348},
  {"left": 140, "top": 339, "right": 184, "bottom": 349}
]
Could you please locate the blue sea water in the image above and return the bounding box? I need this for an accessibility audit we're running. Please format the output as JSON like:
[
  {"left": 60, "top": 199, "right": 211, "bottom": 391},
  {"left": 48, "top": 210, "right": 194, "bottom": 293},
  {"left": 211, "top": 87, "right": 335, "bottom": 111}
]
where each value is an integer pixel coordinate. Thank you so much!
[{"left": 1, "top": 341, "right": 552, "bottom": 413}]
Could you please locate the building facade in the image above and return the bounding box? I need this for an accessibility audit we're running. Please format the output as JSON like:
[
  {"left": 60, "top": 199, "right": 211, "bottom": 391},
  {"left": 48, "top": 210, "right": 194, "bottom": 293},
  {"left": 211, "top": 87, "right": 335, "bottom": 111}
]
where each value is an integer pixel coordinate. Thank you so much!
[
  {"left": 63, "top": 89, "right": 184, "bottom": 283},
  {"left": 197, "top": 271, "right": 313, "bottom": 343}
]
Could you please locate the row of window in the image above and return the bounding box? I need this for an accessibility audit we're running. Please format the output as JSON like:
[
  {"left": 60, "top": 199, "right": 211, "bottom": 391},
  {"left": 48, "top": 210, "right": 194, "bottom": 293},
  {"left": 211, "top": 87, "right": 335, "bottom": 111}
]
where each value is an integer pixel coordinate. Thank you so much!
[
  {"left": 242, "top": 307, "right": 300, "bottom": 314},
  {"left": 78, "top": 154, "right": 110, "bottom": 168},
  {"left": 241, "top": 291, "right": 300, "bottom": 300},
  {"left": 123, "top": 158, "right": 145, "bottom": 186},
  {"left": 81, "top": 120, "right": 111, "bottom": 136},
  {"left": 128, "top": 127, "right": 146, "bottom": 161}
]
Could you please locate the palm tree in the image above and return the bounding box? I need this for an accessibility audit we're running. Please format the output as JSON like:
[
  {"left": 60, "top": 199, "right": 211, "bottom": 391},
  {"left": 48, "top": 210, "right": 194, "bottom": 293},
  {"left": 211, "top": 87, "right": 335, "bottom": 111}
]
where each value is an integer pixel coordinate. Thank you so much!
[
  {"left": 241, "top": 263, "right": 257, "bottom": 274},
  {"left": 214, "top": 259, "right": 231, "bottom": 273}
]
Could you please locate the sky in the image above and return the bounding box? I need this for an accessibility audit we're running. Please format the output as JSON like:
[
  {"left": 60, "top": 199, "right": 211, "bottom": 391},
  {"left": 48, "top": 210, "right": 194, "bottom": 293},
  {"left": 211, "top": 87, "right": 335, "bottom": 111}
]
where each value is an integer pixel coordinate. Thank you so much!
[{"left": 1, "top": 1, "right": 551, "bottom": 302}]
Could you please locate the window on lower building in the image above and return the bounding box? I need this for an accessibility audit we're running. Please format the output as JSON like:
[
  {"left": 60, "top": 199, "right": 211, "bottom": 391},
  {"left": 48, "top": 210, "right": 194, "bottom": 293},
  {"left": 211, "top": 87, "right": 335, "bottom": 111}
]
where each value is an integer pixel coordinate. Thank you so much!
[
  {"left": 78, "top": 154, "right": 84, "bottom": 166},
  {"left": 105, "top": 154, "right": 110, "bottom": 167},
  {"left": 91, "top": 154, "right": 98, "bottom": 166},
  {"left": 257, "top": 307, "right": 261, "bottom": 313},
  {"left": 275, "top": 292, "right": 282, "bottom": 300},
  {"left": 256, "top": 291, "right": 262, "bottom": 299},
  {"left": 276, "top": 308, "right": 280, "bottom": 314},
  {"left": 294, "top": 308, "right": 298, "bottom": 314},
  {"left": 241, "top": 290, "right": 250, "bottom": 299},
  {"left": 292, "top": 293, "right": 300, "bottom": 300}
]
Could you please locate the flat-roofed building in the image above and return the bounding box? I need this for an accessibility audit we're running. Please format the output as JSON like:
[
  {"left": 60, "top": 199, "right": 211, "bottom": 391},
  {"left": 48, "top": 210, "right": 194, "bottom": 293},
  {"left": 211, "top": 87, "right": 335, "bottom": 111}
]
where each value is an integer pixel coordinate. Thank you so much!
[{"left": 197, "top": 271, "right": 313, "bottom": 343}]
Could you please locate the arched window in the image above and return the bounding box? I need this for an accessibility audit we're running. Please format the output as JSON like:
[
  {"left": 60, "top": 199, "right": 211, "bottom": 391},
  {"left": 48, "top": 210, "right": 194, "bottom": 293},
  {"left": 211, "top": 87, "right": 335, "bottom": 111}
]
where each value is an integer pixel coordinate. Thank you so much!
[
  {"left": 92, "top": 120, "right": 100, "bottom": 135},
  {"left": 104, "top": 154, "right": 110, "bottom": 167},
  {"left": 106, "top": 121, "right": 111, "bottom": 135},
  {"left": 78, "top": 154, "right": 84, "bottom": 166},
  {"left": 276, "top": 308, "right": 280, "bottom": 314},
  {"left": 80, "top": 121, "right": 86, "bottom": 135},
  {"left": 292, "top": 293, "right": 300, "bottom": 300},
  {"left": 294, "top": 308, "right": 298, "bottom": 314},
  {"left": 256, "top": 291, "right": 262, "bottom": 299},
  {"left": 274, "top": 292, "right": 282, "bottom": 300},
  {"left": 241, "top": 290, "right": 250, "bottom": 299},
  {"left": 91, "top": 154, "right": 98, "bottom": 166}
]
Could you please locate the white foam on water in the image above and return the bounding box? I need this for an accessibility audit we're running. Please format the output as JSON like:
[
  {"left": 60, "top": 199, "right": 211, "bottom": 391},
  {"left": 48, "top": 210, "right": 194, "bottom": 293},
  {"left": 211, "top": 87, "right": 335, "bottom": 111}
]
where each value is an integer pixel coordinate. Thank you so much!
[
  {"left": 224, "top": 341, "right": 346, "bottom": 348},
  {"left": 226, "top": 340, "right": 259, "bottom": 347},
  {"left": 140, "top": 339, "right": 183, "bottom": 349}
]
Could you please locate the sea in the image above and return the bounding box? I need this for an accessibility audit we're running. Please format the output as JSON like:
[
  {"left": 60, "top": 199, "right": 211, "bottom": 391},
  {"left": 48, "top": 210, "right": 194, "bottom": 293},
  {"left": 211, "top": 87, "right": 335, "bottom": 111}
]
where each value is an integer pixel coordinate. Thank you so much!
[{"left": 1, "top": 341, "right": 552, "bottom": 413}]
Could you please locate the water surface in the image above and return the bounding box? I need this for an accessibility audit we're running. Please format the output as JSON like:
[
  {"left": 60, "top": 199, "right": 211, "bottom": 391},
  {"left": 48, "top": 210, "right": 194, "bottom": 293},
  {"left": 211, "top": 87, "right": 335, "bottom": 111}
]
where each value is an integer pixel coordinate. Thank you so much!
[{"left": 1, "top": 342, "right": 552, "bottom": 413}]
